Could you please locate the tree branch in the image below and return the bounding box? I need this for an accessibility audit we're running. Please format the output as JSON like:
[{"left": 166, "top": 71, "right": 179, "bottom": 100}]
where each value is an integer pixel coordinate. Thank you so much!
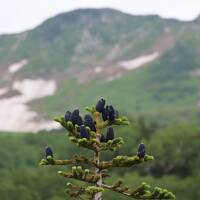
[{"left": 101, "top": 183, "right": 133, "bottom": 199}]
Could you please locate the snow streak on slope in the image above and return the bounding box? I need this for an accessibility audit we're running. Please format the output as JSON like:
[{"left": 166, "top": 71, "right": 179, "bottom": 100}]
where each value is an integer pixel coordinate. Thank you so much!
[
  {"left": 8, "top": 59, "right": 29, "bottom": 73},
  {"left": 119, "top": 52, "right": 159, "bottom": 70}
]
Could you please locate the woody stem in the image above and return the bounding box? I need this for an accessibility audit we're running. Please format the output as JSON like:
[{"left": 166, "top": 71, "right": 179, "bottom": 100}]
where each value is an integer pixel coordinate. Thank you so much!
[{"left": 93, "top": 112, "right": 102, "bottom": 200}]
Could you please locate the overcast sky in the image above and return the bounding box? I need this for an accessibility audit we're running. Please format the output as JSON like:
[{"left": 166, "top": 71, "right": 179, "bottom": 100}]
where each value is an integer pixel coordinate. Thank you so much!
[{"left": 0, "top": 0, "right": 200, "bottom": 34}]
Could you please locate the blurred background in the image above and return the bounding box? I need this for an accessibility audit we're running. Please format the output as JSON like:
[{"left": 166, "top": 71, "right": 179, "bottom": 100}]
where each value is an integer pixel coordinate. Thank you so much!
[{"left": 0, "top": 0, "right": 200, "bottom": 199}]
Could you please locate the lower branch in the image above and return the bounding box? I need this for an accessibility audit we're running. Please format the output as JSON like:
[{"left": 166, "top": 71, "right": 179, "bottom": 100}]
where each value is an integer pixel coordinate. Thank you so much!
[
  {"left": 101, "top": 182, "right": 176, "bottom": 199},
  {"left": 39, "top": 155, "right": 95, "bottom": 166},
  {"left": 101, "top": 183, "right": 133, "bottom": 199}
]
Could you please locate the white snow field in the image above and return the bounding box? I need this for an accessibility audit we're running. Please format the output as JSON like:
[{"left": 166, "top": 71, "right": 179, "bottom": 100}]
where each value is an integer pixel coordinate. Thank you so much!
[{"left": 0, "top": 79, "right": 60, "bottom": 133}]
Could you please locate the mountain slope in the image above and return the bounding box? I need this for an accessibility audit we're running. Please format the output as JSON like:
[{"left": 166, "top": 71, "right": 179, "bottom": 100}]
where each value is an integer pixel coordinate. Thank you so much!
[
  {"left": 0, "top": 8, "right": 200, "bottom": 132},
  {"left": 0, "top": 9, "right": 180, "bottom": 76}
]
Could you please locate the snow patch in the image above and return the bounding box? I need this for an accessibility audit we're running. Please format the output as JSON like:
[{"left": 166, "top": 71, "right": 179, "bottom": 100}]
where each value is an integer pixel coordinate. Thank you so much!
[
  {"left": 8, "top": 59, "right": 29, "bottom": 73},
  {"left": 119, "top": 52, "right": 159, "bottom": 70},
  {"left": 94, "top": 66, "right": 103, "bottom": 73},
  {"left": 0, "top": 79, "right": 59, "bottom": 133},
  {"left": 0, "top": 88, "right": 8, "bottom": 96},
  {"left": 13, "top": 79, "right": 56, "bottom": 102}
]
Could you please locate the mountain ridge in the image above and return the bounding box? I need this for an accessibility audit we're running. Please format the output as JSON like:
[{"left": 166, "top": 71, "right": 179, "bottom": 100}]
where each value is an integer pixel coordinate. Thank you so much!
[
  {"left": 0, "top": 8, "right": 188, "bottom": 37},
  {"left": 0, "top": 7, "right": 199, "bottom": 47}
]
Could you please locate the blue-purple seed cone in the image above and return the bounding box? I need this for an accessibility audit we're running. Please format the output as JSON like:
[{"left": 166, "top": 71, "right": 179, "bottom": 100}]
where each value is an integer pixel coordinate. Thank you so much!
[
  {"left": 70, "top": 109, "right": 79, "bottom": 124},
  {"left": 96, "top": 98, "right": 106, "bottom": 113},
  {"left": 45, "top": 146, "right": 53, "bottom": 158},
  {"left": 102, "top": 106, "right": 109, "bottom": 121},
  {"left": 137, "top": 143, "right": 145, "bottom": 158},
  {"left": 80, "top": 125, "right": 89, "bottom": 139},
  {"left": 77, "top": 115, "right": 83, "bottom": 126},
  {"left": 106, "top": 127, "right": 114, "bottom": 141},
  {"left": 100, "top": 134, "right": 106, "bottom": 143},
  {"left": 64, "top": 111, "right": 71, "bottom": 121},
  {"left": 84, "top": 114, "right": 96, "bottom": 132},
  {"left": 108, "top": 105, "right": 115, "bottom": 121}
]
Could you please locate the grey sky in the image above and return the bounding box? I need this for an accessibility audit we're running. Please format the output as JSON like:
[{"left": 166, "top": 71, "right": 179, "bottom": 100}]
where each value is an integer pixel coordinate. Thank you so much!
[{"left": 0, "top": 0, "right": 200, "bottom": 34}]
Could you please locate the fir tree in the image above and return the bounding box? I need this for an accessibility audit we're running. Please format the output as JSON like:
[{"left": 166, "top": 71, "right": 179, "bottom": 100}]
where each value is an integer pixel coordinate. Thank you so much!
[{"left": 40, "top": 98, "right": 176, "bottom": 200}]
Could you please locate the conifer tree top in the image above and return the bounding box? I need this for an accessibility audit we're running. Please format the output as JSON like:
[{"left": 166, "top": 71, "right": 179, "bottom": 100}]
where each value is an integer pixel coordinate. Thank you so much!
[{"left": 40, "top": 98, "right": 176, "bottom": 200}]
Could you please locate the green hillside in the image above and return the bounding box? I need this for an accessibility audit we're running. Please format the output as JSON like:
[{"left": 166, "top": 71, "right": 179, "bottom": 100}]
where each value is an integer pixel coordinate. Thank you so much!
[
  {"left": 34, "top": 41, "right": 200, "bottom": 123},
  {"left": 1, "top": 8, "right": 200, "bottom": 122},
  {"left": 0, "top": 9, "right": 180, "bottom": 75}
]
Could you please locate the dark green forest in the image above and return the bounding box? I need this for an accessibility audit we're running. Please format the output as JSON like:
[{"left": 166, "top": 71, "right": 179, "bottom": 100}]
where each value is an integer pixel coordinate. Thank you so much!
[{"left": 1, "top": 118, "right": 200, "bottom": 200}]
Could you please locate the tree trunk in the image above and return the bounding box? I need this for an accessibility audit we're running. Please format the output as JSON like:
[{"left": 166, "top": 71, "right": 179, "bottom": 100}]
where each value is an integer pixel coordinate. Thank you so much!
[
  {"left": 93, "top": 112, "right": 103, "bottom": 200},
  {"left": 93, "top": 151, "right": 102, "bottom": 200}
]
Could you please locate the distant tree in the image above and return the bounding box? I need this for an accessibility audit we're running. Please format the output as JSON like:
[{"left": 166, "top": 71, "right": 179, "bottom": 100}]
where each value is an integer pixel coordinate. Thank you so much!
[
  {"left": 40, "top": 98, "right": 175, "bottom": 200},
  {"left": 137, "top": 116, "right": 159, "bottom": 140}
]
